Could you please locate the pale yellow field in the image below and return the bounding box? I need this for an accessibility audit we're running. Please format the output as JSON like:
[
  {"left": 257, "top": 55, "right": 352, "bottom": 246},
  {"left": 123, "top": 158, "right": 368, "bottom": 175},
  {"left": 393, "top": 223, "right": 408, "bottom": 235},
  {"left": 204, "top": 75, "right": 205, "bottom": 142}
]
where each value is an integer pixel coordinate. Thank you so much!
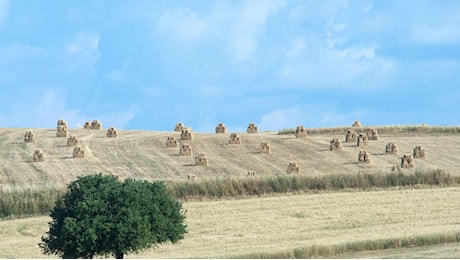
[
  {"left": 1, "top": 187, "right": 459, "bottom": 258},
  {"left": 1, "top": 128, "right": 459, "bottom": 189}
]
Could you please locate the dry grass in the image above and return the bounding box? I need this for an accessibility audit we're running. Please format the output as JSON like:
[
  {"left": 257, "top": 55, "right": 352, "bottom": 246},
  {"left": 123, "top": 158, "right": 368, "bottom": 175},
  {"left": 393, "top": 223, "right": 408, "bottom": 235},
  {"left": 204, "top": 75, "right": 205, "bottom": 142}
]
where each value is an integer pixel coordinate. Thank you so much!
[
  {"left": 1, "top": 187, "right": 459, "bottom": 258},
  {"left": 1, "top": 127, "right": 460, "bottom": 189}
]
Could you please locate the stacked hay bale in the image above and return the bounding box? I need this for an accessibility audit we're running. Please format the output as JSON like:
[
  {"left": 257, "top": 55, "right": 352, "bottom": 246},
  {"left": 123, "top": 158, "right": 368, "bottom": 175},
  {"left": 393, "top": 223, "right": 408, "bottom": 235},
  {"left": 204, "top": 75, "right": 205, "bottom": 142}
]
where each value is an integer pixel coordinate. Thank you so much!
[
  {"left": 413, "top": 145, "right": 426, "bottom": 158},
  {"left": 401, "top": 154, "right": 415, "bottom": 168},
  {"left": 165, "top": 137, "right": 179, "bottom": 148},
  {"left": 247, "top": 123, "right": 258, "bottom": 133},
  {"left": 73, "top": 147, "right": 84, "bottom": 158},
  {"left": 330, "top": 138, "right": 343, "bottom": 151},
  {"left": 228, "top": 133, "right": 241, "bottom": 144},
  {"left": 352, "top": 121, "right": 362, "bottom": 128},
  {"left": 174, "top": 122, "right": 184, "bottom": 132},
  {"left": 33, "top": 149, "right": 45, "bottom": 162},
  {"left": 56, "top": 119, "right": 69, "bottom": 137},
  {"left": 67, "top": 135, "right": 78, "bottom": 146},
  {"left": 215, "top": 123, "right": 227, "bottom": 134},
  {"left": 295, "top": 125, "right": 307, "bottom": 138},
  {"left": 179, "top": 144, "right": 192, "bottom": 156},
  {"left": 106, "top": 127, "right": 118, "bottom": 137},
  {"left": 83, "top": 122, "right": 91, "bottom": 129},
  {"left": 195, "top": 153, "right": 208, "bottom": 166},
  {"left": 386, "top": 142, "right": 398, "bottom": 155},
  {"left": 258, "top": 142, "right": 271, "bottom": 154},
  {"left": 358, "top": 150, "right": 371, "bottom": 164},
  {"left": 357, "top": 133, "right": 369, "bottom": 146},
  {"left": 24, "top": 131, "right": 35, "bottom": 143},
  {"left": 367, "top": 128, "right": 379, "bottom": 140},
  {"left": 83, "top": 119, "right": 102, "bottom": 130},
  {"left": 345, "top": 129, "right": 357, "bottom": 143},
  {"left": 286, "top": 162, "right": 300, "bottom": 174},
  {"left": 181, "top": 128, "right": 193, "bottom": 141}
]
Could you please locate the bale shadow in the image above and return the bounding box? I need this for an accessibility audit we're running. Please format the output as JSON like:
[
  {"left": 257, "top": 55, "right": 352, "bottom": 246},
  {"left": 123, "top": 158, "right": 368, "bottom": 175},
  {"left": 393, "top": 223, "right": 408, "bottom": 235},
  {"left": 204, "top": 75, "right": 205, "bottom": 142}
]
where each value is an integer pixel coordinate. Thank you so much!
[{"left": 60, "top": 157, "right": 74, "bottom": 160}]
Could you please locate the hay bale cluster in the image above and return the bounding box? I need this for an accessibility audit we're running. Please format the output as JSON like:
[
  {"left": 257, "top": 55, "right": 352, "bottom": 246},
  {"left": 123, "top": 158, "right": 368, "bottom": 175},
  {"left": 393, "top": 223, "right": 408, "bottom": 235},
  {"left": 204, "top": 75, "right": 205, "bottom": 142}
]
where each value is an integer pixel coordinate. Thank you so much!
[
  {"left": 73, "top": 147, "right": 84, "bottom": 158},
  {"left": 295, "top": 125, "right": 307, "bottom": 138},
  {"left": 357, "top": 133, "right": 369, "bottom": 146},
  {"left": 215, "top": 123, "right": 227, "bottom": 134},
  {"left": 106, "top": 127, "right": 118, "bottom": 138},
  {"left": 258, "top": 142, "right": 271, "bottom": 154},
  {"left": 24, "top": 131, "right": 35, "bottom": 143},
  {"left": 67, "top": 135, "right": 78, "bottom": 146},
  {"left": 195, "top": 153, "right": 208, "bottom": 166},
  {"left": 228, "top": 133, "right": 241, "bottom": 144},
  {"left": 330, "top": 138, "right": 343, "bottom": 151},
  {"left": 413, "top": 145, "right": 426, "bottom": 158},
  {"left": 401, "top": 154, "right": 415, "bottom": 168},
  {"left": 181, "top": 128, "right": 193, "bottom": 141},
  {"left": 386, "top": 142, "right": 398, "bottom": 155},
  {"left": 56, "top": 119, "right": 68, "bottom": 137},
  {"left": 33, "top": 149, "right": 45, "bottom": 162},
  {"left": 84, "top": 119, "right": 102, "bottom": 130},
  {"left": 367, "top": 128, "right": 379, "bottom": 140},
  {"left": 286, "top": 162, "right": 300, "bottom": 174},
  {"left": 352, "top": 121, "right": 362, "bottom": 128},
  {"left": 247, "top": 123, "right": 258, "bottom": 133},
  {"left": 358, "top": 150, "right": 371, "bottom": 164},
  {"left": 345, "top": 129, "right": 357, "bottom": 143},
  {"left": 179, "top": 144, "right": 192, "bottom": 156},
  {"left": 166, "top": 136, "right": 179, "bottom": 148},
  {"left": 174, "top": 122, "right": 184, "bottom": 132}
]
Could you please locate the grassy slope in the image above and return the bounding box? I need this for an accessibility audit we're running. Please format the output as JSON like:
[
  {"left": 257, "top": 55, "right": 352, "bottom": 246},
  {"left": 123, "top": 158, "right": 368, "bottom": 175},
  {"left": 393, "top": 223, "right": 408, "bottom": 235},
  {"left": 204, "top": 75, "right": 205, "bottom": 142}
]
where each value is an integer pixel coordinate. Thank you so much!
[{"left": 1, "top": 127, "right": 459, "bottom": 189}]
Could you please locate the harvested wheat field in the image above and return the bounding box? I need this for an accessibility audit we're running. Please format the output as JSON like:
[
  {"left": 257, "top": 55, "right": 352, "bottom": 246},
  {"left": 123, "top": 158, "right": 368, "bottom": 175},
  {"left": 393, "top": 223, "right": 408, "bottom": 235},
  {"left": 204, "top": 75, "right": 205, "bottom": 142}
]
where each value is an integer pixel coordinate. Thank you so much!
[
  {"left": 0, "top": 127, "right": 459, "bottom": 189},
  {"left": 0, "top": 187, "right": 459, "bottom": 258}
]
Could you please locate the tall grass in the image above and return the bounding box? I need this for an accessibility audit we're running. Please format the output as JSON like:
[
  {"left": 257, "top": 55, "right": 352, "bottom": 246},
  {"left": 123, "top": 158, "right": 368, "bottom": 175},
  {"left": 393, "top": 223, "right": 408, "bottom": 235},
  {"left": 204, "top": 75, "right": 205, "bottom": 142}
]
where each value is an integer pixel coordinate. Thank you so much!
[
  {"left": 238, "top": 231, "right": 460, "bottom": 258},
  {"left": 1, "top": 169, "right": 458, "bottom": 219},
  {"left": 278, "top": 125, "right": 460, "bottom": 136},
  {"left": 167, "top": 169, "right": 459, "bottom": 200}
]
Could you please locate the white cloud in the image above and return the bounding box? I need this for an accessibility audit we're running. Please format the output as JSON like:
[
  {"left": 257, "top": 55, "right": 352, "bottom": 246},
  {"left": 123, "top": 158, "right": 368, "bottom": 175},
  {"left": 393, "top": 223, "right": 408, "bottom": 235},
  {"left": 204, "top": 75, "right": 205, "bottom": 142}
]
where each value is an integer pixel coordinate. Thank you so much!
[
  {"left": 0, "top": 43, "right": 46, "bottom": 65},
  {"left": 0, "top": 0, "right": 9, "bottom": 27},
  {"left": 413, "top": 23, "right": 460, "bottom": 45},
  {"left": 67, "top": 32, "right": 100, "bottom": 69},
  {"left": 156, "top": 7, "right": 209, "bottom": 42}
]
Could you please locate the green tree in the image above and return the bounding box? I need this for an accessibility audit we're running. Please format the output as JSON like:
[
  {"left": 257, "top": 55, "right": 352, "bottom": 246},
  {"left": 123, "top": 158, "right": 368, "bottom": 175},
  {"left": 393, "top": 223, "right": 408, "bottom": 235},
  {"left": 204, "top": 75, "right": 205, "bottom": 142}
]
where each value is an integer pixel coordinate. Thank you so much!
[{"left": 39, "top": 174, "right": 187, "bottom": 259}]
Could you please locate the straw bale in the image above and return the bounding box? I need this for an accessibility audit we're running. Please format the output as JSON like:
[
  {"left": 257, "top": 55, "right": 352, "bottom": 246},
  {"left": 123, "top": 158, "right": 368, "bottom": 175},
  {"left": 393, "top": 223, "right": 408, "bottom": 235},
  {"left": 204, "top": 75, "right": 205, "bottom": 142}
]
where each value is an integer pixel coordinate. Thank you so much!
[
  {"left": 83, "top": 122, "right": 91, "bottom": 129},
  {"left": 106, "top": 127, "right": 118, "bottom": 138},
  {"left": 228, "top": 133, "right": 241, "bottom": 144},
  {"left": 258, "top": 142, "right": 271, "bottom": 154},
  {"left": 286, "top": 162, "right": 300, "bottom": 174},
  {"left": 57, "top": 119, "right": 68, "bottom": 131},
  {"left": 401, "top": 154, "right": 415, "bottom": 168},
  {"left": 367, "top": 128, "right": 379, "bottom": 141},
  {"left": 352, "top": 121, "right": 362, "bottom": 128},
  {"left": 247, "top": 123, "right": 258, "bottom": 133},
  {"left": 33, "top": 149, "right": 45, "bottom": 162},
  {"left": 413, "top": 145, "right": 426, "bottom": 158},
  {"left": 215, "top": 123, "right": 227, "bottom": 134},
  {"left": 91, "top": 119, "right": 102, "bottom": 130},
  {"left": 166, "top": 136, "right": 179, "bottom": 148},
  {"left": 73, "top": 146, "right": 85, "bottom": 158},
  {"left": 24, "top": 130, "right": 35, "bottom": 143},
  {"left": 67, "top": 135, "right": 78, "bottom": 146},
  {"left": 181, "top": 129, "right": 193, "bottom": 141},
  {"left": 247, "top": 171, "right": 256, "bottom": 176},
  {"left": 179, "top": 144, "right": 192, "bottom": 156},
  {"left": 195, "top": 153, "right": 208, "bottom": 166},
  {"left": 345, "top": 129, "right": 357, "bottom": 143},
  {"left": 391, "top": 165, "right": 401, "bottom": 171},
  {"left": 187, "top": 174, "right": 196, "bottom": 181},
  {"left": 174, "top": 122, "right": 184, "bottom": 132},
  {"left": 330, "top": 137, "right": 343, "bottom": 151},
  {"left": 386, "top": 142, "right": 398, "bottom": 155},
  {"left": 56, "top": 125, "right": 69, "bottom": 137},
  {"left": 295, "top": 125, "right": 307, "bottom": 138},
  {"left": 357, "top": 133, "right": 369, "bottom": 146},
  {"left": 358, "top": 150, "right": 371, "bottom": 164}
]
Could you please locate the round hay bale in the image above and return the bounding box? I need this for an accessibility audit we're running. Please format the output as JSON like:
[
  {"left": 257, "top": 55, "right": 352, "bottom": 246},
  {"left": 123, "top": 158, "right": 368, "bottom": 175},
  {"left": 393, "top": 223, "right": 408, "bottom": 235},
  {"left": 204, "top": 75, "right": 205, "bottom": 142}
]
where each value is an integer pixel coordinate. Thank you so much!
[
  {"left": 215, "top": 123, "right": 227, "bottom": 134},
  {"left": 247, "top": 123, "right": 258, "bottom": 133}
]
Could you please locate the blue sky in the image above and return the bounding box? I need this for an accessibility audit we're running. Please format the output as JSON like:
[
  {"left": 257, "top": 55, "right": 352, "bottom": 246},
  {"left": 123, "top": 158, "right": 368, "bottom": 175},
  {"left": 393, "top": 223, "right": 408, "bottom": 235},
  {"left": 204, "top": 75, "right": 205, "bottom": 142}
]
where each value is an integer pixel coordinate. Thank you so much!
[{"left": 1, "top": 0, "right": 459, "bottom": 132}]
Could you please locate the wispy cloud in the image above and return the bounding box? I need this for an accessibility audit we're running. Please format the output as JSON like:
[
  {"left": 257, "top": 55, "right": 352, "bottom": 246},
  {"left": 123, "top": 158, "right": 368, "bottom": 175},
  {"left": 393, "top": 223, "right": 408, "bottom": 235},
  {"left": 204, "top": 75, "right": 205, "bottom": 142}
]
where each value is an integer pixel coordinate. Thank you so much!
[
  {"left": 66, "top": 32, "right": 100, "bottom": 70},
  {"left": 0, "top": 43, "right": 46, "bottom": 65}
]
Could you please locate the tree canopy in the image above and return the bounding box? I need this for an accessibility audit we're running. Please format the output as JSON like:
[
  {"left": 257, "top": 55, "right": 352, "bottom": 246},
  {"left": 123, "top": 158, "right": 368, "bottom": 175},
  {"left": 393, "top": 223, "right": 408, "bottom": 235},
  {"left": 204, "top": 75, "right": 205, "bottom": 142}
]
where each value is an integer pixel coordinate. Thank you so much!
[{"left": 39, "top": 174, "right": 187, "bottom": 259}]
